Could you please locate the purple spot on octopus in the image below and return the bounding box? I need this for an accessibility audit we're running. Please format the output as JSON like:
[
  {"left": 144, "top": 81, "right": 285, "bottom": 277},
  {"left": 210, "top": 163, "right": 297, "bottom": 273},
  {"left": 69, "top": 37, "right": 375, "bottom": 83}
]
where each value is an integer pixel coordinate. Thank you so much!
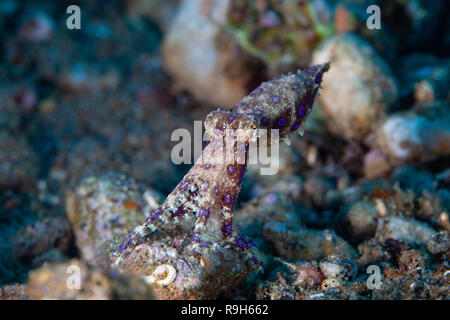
[{"left": 298, "top": 105, "right": 305, "bottom": 115}]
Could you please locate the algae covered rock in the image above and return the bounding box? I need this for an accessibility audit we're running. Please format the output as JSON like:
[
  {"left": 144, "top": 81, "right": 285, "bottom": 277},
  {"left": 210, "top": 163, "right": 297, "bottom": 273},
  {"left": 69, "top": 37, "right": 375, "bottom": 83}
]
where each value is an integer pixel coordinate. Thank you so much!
[
  {"left": 375, "top": 216, "right": 436, "bottom": 245},
  {"left": 336, "top": 201, "right": 378, "bottom": 242},
  {"left": 225, "top": 0, "right": 333, "bottom": 74},
  {"left": 263, "top": 220, "right": 357, "bottom": 261}
]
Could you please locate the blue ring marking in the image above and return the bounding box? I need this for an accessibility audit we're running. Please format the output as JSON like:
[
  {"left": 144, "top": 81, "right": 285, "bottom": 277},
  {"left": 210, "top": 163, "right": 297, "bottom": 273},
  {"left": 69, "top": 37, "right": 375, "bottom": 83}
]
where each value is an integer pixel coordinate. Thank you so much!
[
  {"left": 228, "top": 165, "right": 234, "bottom": 173},
  {"left": 193, "top": 233, "right": 201, "bottom": 242},
  {"left": 292, "top": 83, "right": 299, "bottom": 89},
  {"left": 278, "top": 118, "right": 285, "bottom": 126},
  {"left": 255, "top": 109, "right": 262, "bottom": 115},
  {"left": 204, "top": 182, "right": 209, "bottom": 190},
  {"left": 305, "top": 79, "right": 312, "bottom": 87},
  {"left": 228, "top": 116, "right": 235, "bottom": 121},
  {"left": 205, "top": 163, "right": 211, "bottom": 169},
  {"left": 214, "top": 188, "right": 219, "bottom": 195},
  {"left": 262, "top": 118, "right": 268, "bottom": 124},
  {"left": 199, "top": 209, "right": 210, "bottom": 217},
  {"left": 225, "top": 225, "right": 232, "bottom": 234},
  {"left": 272, "top": 95, "right": 281, "bottom": 103},
  {"left": 237, "top": 237, "right": 248, "bottom": 248},
  {"left": 239, "top": 143, "right": 245, "bottom": 151},
  {"left": 149, "top": 208, "right": 161, "bottom": 219},
  {"left": 294, "top": 123, "right": 299, "bottom": 129},
  {"left": 180, "top": 181, "right": 190, "bottom": 190},
  {"left": 299, "top": 105, "right": 305, "bottom": 115},
  {"left": 225, "top": 194, "right": 232, "bottom": 203}
]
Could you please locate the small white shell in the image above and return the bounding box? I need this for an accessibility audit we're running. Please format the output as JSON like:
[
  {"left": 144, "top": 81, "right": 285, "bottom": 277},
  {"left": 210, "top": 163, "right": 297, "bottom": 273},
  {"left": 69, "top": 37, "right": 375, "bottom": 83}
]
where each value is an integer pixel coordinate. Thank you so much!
[{"left": 145, "top": 264, "right": 177, "bottom": 286}]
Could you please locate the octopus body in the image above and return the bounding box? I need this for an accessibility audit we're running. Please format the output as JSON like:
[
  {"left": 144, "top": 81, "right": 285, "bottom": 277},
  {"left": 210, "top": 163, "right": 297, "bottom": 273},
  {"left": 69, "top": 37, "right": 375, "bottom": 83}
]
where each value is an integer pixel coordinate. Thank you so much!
[{"left": 109, "top": 63, "right": 330, "bottom": 297}]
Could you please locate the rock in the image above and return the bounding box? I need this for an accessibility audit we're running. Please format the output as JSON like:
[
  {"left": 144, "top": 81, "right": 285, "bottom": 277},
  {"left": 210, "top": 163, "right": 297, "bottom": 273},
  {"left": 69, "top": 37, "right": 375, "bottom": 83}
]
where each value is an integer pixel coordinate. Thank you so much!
[
  {"left": 235, "top": 191, "right": 301, "bottom": 241},
  {"left": 66, "top": 173, "right": 159, "bottom": 267},
  {"left": 225, "top": 0, "right": 333, "bottom": 74},
  {"left": 363, "top": 149, "right": 391, "bottom": 179},
  {"left": 337, "top": 201, "right": 378, "bottom": 242},
  {"left": 398, "top": 249, "right": 425, "bottom": 275},
  {"left": 416, "top": 191, "right": 449, "bottom": 230},
  {"left": 162, "top": 0, "right": 256, "bottom": 108},
  {"left": 256, "top": 272, "right": 297, "bottom": 300},
  {"left": 400, "top": 54, "right": 450, "bottom": 104},
  {"left": 312, "top": 33, "right": 397, "bottom": 140},
  {"left": 263, "top": 221, "right": 357, "bottom": 261},
  {"left": 303, "top": 173, "right": 335, "bottom": 208},
  {"left": 375, "top": 217, "right": 436, "bottom": 245},
  {"left": 110, "top": 233, "right": 254, "bottom": 299}
]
